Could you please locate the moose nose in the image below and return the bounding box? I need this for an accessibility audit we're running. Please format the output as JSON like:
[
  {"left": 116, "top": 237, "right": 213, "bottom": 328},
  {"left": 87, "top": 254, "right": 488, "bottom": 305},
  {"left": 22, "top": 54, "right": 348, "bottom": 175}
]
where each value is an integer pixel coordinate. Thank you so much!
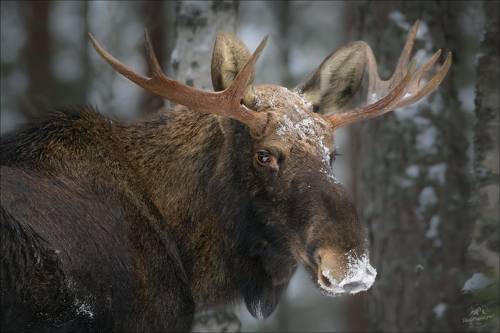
[
  {"left": 343, "top": 281, "right": 365, "bottom": 293},
  {"left": 316, "top": 248, "right": 377, "bottom": 296}
]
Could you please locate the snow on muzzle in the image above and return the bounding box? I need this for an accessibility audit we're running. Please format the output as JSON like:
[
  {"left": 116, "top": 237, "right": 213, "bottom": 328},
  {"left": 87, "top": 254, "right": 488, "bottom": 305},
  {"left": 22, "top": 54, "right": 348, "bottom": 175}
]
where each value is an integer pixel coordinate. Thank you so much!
[{"left": 316, "top": 249, "right": 377, "bottom": 296}]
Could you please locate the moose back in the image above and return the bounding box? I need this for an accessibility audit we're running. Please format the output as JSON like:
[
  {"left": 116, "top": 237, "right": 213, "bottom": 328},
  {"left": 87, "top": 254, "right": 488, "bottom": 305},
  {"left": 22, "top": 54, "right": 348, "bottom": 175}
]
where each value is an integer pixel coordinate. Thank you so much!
[{"left": 0, "top": 22, "right": 450, "bottom": 332}]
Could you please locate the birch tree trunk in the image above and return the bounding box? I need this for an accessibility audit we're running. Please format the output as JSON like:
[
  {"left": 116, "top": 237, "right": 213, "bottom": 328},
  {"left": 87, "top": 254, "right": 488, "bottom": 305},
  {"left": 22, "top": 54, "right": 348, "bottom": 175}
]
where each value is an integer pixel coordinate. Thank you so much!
[
  {"left": 171, "top": 1, "right": 241, "bottom": 332},
  {"left": 467, "top": 1, "right": 500, "bottom": 331},
  {"left": 348, "top": 1, "right": 481, "bottom": 331},
  {"left": 172, "top": 0, "right": 238, "bottom": 90}
]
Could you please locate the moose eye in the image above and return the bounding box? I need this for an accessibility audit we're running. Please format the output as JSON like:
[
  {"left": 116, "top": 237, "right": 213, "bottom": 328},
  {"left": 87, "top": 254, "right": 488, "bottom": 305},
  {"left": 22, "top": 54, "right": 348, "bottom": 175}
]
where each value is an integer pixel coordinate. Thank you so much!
[
  {"left": 256, "top": 150, "right": 272, "bottom": 165},
  {"left": 255, "top": 149, "right": 280, "bottom": 172}
]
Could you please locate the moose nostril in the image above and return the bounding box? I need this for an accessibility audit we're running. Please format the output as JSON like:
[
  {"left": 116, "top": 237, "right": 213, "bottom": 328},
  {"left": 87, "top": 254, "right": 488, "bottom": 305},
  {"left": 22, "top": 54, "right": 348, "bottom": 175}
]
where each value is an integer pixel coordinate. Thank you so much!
[
  {"left": 343, "top": 281, "right": 364, "bottom": 292},
  {"left": 320, "top": 272, "right": 331, "bottom": 287}
]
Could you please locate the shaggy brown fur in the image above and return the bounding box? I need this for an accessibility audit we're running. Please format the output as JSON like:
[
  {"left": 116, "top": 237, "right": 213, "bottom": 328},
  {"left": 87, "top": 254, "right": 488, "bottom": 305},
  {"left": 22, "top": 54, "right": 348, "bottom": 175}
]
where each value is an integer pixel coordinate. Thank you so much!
[
  {"left": 1, "top": 27, "right": 433, "bottom": 331},
  {"left": 1, "top": 83, "right": 366, "bottom": 330}
]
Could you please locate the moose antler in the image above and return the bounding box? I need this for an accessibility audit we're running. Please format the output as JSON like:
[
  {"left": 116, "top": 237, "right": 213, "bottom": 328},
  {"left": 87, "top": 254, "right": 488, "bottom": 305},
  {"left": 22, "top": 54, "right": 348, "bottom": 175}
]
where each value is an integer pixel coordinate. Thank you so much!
[
  {"left": 89, "top": 32, "right": 269, "bottom": 132},
  {"left": 327, "top": 21, "right": 452, "bottom": 129}
]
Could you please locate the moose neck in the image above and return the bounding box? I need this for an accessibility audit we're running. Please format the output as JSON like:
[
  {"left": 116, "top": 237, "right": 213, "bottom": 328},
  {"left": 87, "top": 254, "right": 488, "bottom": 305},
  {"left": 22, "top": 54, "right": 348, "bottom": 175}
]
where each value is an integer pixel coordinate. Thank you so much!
[{"left": 122, "top": 107, "right": 255, "bottom": 306}]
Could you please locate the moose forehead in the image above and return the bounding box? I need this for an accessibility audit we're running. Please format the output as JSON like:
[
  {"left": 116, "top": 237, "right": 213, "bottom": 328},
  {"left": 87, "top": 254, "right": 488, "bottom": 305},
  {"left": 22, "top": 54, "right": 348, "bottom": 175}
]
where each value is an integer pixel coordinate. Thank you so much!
[{"left": 253, "top": 84, "right": 335, "bottom": 160}]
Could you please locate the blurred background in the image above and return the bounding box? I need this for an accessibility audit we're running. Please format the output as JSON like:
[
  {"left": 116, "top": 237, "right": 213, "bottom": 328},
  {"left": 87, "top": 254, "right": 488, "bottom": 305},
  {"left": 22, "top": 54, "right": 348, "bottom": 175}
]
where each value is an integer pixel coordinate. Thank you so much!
[{"left": 1, "top": 1, "right": 498, "bottom": 332}]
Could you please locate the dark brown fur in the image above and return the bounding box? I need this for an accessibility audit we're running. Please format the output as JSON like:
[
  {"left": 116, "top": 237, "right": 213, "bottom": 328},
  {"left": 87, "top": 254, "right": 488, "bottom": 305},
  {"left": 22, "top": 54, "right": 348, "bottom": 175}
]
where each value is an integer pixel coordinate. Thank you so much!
[
  {"left": 1, "top": 23, "right": 450, "bottom": 331},
  {"left": 1, "top": 108, "right": 195, "bottom": 331},
  {"left": 1, "top": 34, "right": 375, "bottom": 332},
  {"left": 1, "top": 92, "right": 365, "bottom": 331}
]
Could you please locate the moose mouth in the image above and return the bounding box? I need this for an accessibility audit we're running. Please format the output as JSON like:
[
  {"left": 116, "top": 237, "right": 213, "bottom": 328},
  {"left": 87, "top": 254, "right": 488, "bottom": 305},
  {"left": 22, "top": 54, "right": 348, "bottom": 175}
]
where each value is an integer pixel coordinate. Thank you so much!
[{"left": 313, "top": 252, "right": 377, "bottom": 297}]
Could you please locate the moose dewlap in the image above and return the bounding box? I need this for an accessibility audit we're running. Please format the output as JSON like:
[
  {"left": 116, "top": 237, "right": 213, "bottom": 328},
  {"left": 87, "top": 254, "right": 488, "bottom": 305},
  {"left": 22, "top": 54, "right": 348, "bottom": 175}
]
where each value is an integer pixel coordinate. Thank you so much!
[{"left": 0, "top": 21, "right": 450, "bottom": 332}]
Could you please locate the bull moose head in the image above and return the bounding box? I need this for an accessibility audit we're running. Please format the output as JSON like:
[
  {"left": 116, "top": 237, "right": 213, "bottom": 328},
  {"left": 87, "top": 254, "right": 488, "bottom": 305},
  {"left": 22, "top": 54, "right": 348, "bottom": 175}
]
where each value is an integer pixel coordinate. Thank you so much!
[{"left": 89, "top": 21, "right": 451, "bottom": 318}]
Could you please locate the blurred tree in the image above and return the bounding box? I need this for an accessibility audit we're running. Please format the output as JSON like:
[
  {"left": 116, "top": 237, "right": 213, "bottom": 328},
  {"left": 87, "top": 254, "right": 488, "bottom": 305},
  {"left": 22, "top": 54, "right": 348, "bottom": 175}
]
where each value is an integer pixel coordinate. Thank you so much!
[
  {"left": 170, "top": 1, "right": 241, "bottom": 332},
  {"left": 5, "top": 1, "right": 92, "bottom": 123},
  {"left": 80, "top": 1, "right": 91, "bottom": 103},
  {"left": 468, "top": 1, "right": 499, "bottom": 331},
  {"left": 140, "top": 1, "right": 176, "bottom": 114},
  {"left": 270, "top": 0, "right": 292, "bottom": 86},
  {"left": 21, "top": 0, "right": 54, "bottom": 117},
  {"left": 172, "top": 0, "right": 238, "bottom": 90},
  {"left": 87, "top": 2, "right": 145, "bottom": 119},
  {"left": 50, "top": 2, "right": 93, "bottom": 108},
  {"left": 1, "top": 1, "right": 27, "bottom": 133},
  {"left": 347, "top": 1, "right": 481, "bottom": 331}
]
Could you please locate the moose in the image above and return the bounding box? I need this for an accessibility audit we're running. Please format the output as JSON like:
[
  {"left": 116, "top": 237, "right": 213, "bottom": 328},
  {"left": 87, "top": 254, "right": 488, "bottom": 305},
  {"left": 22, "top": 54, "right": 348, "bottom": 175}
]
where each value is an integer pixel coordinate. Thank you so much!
[{"left": 0, "top": 21, "right": 450, "bottom": 332}]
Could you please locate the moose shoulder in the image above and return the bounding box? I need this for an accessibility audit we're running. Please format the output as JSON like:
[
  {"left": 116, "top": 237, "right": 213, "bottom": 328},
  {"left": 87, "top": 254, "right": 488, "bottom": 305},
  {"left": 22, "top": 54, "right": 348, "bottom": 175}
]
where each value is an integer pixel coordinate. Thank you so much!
[{"left": 0, "top": 22, "right": 450, "bottom": 332}]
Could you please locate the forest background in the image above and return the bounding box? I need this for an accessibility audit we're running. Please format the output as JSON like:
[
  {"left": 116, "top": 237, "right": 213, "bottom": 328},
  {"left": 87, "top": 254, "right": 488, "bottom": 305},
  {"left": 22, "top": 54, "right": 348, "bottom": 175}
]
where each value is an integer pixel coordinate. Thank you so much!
[{"left": 1, "top": 1, "right": 498, "bottom": 332}]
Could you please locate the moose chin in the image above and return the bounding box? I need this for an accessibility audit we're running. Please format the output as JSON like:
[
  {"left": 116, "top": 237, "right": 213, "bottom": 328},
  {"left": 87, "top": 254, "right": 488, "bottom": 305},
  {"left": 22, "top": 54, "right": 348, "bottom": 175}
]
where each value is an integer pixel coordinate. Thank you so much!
[{"left": 0, "top": 21, "right": 450, "bottom": 332}]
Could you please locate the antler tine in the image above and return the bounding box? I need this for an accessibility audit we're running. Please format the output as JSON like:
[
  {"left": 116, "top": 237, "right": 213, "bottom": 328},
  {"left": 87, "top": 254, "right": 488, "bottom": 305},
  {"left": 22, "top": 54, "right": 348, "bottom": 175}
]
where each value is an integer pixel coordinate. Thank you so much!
[
  {"left": 390, "top": 20, "right": 419, "bottom": 88},
  {"left": 226, "top": 36, "right": 268, "bottom": 110},
  {"left": 414, "top": 49, "right": 442, "bottom": 85},
  {"left": 144, "top": 30, "right": 164, "bottom": 78},
  {"left": 394, "top": 49, "right": 441, "bottom": 99},
  {"left": 326, "top": 20, "right": 452, "bottom": 129},
  {"left": 395, "top": 51, "right": 452, "bottom": 108},
  {"left": 328, "top": 61, "right": 416, "bottom": 129},
  {"left": 89, "top": 32, "right": 269, "bottom": 131},
  {"left": 366, "top": 20, "right": 419, "bottom": 102},
  {"left": 89, "top": 33, "right": 151, "bottom": 89}
]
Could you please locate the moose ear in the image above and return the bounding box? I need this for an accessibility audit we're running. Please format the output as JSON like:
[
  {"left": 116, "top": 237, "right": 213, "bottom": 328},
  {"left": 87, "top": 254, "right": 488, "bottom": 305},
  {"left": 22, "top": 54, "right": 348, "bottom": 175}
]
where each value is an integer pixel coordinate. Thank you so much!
[
  {"left": 296, "top": 41, "right": 367, "bottom": 115},
  {"left": 211, "top": 32, "right": 257, "bottom": 107}
]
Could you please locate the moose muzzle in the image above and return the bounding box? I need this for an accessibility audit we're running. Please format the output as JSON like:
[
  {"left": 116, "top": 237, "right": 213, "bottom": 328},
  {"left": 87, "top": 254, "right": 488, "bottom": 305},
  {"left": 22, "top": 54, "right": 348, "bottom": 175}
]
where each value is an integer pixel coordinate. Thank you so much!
[{"left": 316, "top": 248, "right": 377, "bottom": 296}]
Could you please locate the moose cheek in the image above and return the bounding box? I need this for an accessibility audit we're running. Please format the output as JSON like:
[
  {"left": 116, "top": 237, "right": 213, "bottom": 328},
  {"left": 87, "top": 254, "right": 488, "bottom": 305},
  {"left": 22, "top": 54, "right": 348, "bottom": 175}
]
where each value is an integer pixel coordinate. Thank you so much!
[
  {"left": 253, "top": 159, "right": 279, "bottom": 175},
  {"left": 253, "top": 161, "right": 279, "bottom": 185}
]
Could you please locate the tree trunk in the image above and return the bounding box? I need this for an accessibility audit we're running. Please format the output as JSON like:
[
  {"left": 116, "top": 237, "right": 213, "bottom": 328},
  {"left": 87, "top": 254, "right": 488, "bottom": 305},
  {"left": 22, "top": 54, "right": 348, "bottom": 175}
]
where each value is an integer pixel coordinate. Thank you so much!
[
  {"left": 21, "top": 0, "right": 53, "bottom": 117},
  {"left": 467, "top": 1, "right": 500, "bottom": 331},
  {"left": 270, "top": 0, "right": 292, "bottom": 86},
  {"left": 172, "top": 0, "right": 238, "bottom": 90},
  {"left": 348, "top": 1, "right": 479, "bottom": 331},
  {"left": 171, "top": 1, "right": 241, "bottom": 332},
  {"left": 80, "top": 1, "right": 90, "bottom": 103},
  {"left": 140, "top": 1, "right": 176, "bottom": 114}
]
